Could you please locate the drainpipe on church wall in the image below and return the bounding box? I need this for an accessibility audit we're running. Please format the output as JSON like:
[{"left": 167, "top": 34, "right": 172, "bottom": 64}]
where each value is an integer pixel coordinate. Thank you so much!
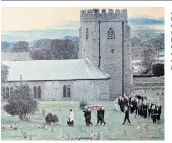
[{"left": 122, "top": 22, "right": 125, "bottom": 97}]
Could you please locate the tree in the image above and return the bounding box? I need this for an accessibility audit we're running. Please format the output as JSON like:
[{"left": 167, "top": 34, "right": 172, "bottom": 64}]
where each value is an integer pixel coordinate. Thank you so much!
[
  {"left": 1, "top": 41, "right": 11, "bottom": 52},
  {"left": 3, "top": 83, "right": 38, "bottom": 120},
  {"left": 130, "top": 36, "right": 141, "bottom": 47},
  {"left": 1, "top": 64, "right": 9, "bottom": 83},
  {"left": 140, "top": 45, "right": 156, "bottom": 74},
  {"left": 12, "top": 41, "right": 29, "bottom": 52}
]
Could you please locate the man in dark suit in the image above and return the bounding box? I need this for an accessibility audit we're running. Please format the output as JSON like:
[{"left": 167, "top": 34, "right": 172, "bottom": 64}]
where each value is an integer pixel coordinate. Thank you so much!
[{"left": 122, "top": 106, "right": 131, "bottom": 125}]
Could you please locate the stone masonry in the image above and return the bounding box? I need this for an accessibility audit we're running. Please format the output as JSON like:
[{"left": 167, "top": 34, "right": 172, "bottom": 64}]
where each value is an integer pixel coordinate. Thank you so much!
[{"left": 79, "top": 9, "right": 133, "bottom": 98}]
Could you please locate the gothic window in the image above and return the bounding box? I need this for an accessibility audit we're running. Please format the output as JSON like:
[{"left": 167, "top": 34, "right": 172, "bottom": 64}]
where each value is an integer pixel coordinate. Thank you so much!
[
  {"left": 107, "top": 27, "right": 115, "bottom": 39},
  {"left": 111, "top": 49, "right": 114, "bottom": 53},
  {"left": 6, "top": 87, "right": 9, "bottom": 99},
  {"left": 67, "top": 85, "right": 71, "bottom": 97},
  {"left": 86, "top": 28, "right": 89, "bottom": 40},
  {"left": 63, "top": 85, "right": 67, "bottom": 97},
  {"left": 10, "top": 87, "right": 13, "bottom": 95},
  {"left": 2, "top": 87, "right": 5, "bottom": 99},
  {"left": 33, "top": 86, "right": 37, "bottom": 98},
  {"left": 38, "top": 86, "right": 41, "bottom": 99}
]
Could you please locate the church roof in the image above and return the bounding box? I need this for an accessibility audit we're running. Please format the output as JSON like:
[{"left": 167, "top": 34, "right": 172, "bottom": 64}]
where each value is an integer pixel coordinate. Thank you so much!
[
  {"left": 2, "top": 58, "right": 110, "bottom": 81},
  {"left": 2, "top": 52, "right": 31, "bottom": 61}
]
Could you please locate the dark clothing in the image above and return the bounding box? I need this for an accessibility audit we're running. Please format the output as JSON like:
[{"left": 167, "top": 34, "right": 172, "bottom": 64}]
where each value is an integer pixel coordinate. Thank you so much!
[
  {"left": 142, "top": 104, "right": 148, "bottom": 118},
  {"left": 123, "top": 109, "right": 131, "bottom": 125},
  {"left": 151, "top": 109, "right": 157, "bottom": 123},
  {"left": 67, "top": 120, "right": 74, "bottom": 126},
  {"left": 84, "top": 110, "right": 93, "bottom": 126},
  {"left": 120, "top": 101, "right": 125, "bottom": 112},
  {"left": 97, "top": 109, "right": 106, "bottom": 125},
  {"left": 157, "top": 107, "right": 161, "bottom": 120}
]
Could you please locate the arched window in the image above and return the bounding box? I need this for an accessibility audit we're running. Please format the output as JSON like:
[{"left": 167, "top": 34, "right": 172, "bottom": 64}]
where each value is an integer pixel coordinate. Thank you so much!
[
  {"left": 6, "top": 87, "right": 9, "bottom": 99},
  {"left": 33, "top": 86, "right": 37, "bottom": 98},
  {"left": 67, "top": 85, "right": 71, "bottom": 97},
  {"left": 107, "top": 27, "right": 115, "bottom": 39},
  {"left": 86, "top": 28, "right": 89, "bottom": 40},
  {"left": 10, "top": 87, "right": 13, "bottom": 95},
  {"left": 63, "top": 85, "right": 67, "bottom": 97},
  {"left": 2, "top": 87, "right": 5, "bottom": 99},
  {"left": 38, "top": 86, "right": 41, "bottom": 99}
]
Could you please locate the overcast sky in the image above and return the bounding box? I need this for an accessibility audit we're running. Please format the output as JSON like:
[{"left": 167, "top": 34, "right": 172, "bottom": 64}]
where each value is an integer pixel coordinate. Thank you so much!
[{"left": 2, "top": 7, "right": 164, "bottom": 31}]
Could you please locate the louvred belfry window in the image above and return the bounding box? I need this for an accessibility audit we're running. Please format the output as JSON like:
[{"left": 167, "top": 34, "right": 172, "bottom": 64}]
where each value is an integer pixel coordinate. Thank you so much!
[{"left": 107, "top": 27, "right": 115, "bottom": 39}]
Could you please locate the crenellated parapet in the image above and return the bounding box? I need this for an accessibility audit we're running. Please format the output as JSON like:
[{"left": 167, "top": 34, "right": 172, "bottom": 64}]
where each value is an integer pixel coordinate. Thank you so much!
[{"left": 80, "top": 9, "right": 128, "bottom": 22}]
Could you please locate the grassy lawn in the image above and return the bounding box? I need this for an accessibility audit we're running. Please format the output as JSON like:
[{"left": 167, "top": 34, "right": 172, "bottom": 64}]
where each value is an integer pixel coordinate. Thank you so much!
[{"left": 1, "top": 89, "right": 164, "bottom": 140}]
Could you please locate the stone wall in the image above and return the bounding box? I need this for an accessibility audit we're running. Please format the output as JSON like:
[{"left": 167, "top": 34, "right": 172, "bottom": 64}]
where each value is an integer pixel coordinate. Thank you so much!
[
  {"left": 2, "top": 79, "right": 110, "bottom": 101},
  {"left": 79, "top": 8, "right": 133, "bottom": 98}
]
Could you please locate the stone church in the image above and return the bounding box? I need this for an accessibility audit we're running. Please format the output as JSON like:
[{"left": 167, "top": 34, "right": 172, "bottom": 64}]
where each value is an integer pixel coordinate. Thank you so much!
[{"left": 1, "top": 9, "right": 133, "bottom": 101}]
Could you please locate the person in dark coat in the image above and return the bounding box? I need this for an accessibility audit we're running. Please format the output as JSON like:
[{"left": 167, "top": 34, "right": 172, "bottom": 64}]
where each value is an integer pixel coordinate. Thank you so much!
[
  {"left": 100, "top": 107, "right": 106, "bottom": 125},
  {"left": 83, "top": 108, "right": 93, "bottom": 126},
  {"left": 120, "top": 98, "right": 125, "bottom": 112},
  {"left": 83, "top": 109, "right": 89, "bottom": 126},
  {"left": 97, "top": 109, "right": 101, "bottom": 125},
  {"left": 151, "top": 105, "right": 158, "bottom": 123},
  {"left": 122, "top": 106, "right": 131, "bottom": 125},
  {"left": 148, "top": 102, "right": 152, "bottom": 118},
  {"left": 156, "top": 105, "right": 162, "bottom": 120},
  {"left": 142, "top": 102, "right": 148, "bottom": 118}
]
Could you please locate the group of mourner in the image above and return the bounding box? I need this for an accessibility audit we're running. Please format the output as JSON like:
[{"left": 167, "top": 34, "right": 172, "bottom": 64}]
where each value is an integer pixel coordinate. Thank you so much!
[
  {"left": 114, "top": 92, "right": 162, "bottom": 125},
  {"left": 67, "top": 91, "right": 162, "bottom": 127}
]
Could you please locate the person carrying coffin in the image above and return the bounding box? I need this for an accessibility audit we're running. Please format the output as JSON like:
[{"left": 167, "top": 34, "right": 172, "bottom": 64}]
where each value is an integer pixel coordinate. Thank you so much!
[{"left": 83, "top": 107, "right": 93, "bottom": 126}]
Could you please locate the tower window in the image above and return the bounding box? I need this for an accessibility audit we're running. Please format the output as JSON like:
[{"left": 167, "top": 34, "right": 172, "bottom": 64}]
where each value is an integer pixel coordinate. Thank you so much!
[
  {"left": 107, "top": 27, "right": 115, "bottom": 39},
  {"left": 111, "top": 49, "right": 114, "bottom": 53},
  {"left": 86, "top": 28, "right": 89, "bottom": 40}
]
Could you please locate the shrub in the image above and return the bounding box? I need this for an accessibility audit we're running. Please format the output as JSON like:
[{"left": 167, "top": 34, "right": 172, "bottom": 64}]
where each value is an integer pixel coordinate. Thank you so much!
[
  {"left": 152, "top": 63, "right": 164, "bottom": 77},
  {"left": 79, "top": 100, "right": 88, "bottom": 110},
  {"left": 45, "top": 113, "right": 59, "bottom": 123}
]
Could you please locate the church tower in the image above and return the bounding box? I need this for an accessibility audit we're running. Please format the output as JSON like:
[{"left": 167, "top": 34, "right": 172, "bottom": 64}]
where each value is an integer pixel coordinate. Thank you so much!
[{"left": 79, "top": 9, "right": 133, "bottom": 99}]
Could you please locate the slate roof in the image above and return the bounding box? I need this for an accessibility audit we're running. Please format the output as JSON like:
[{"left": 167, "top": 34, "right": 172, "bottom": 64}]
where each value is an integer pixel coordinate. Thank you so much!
[
  {"left": 1, "top": 52, "right": 31, "bottom": 61},
  {"left": 2, "top": 58, "right": 110, "bottom": 81}
]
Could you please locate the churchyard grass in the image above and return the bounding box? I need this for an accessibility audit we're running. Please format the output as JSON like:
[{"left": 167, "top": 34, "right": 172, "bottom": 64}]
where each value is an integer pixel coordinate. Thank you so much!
[{"left": 1, "top": 89, "right": 164, "bottom": 140}]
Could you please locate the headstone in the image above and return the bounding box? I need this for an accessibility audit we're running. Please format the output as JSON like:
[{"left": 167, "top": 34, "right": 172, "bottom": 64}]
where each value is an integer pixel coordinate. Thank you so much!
[
  {"left": 67, "top": 132, "right": 70, "bottom": 140},
  {"left": 45, "top": 125, "right": 48, "bottom": 130},
  {"left": 51, "top": 123, "right": 53, "bottom": 132},
  {"left": 42, "top": 109, "right": 45, "bottom": 116},
  {"left": 59, "top": 128, "right": 62, "bottom": 137},
  {"left": 124, "top": 129, "right": 126, "bottom": 135},
  {"left": 139, "top": 133, "right": 142, "bottom": 139},
  {"left": 20, "top": 126, "right": 23, "bottom": 133},
  {"left": 23, "top": 132, "right": 27, "bottom": 138}
]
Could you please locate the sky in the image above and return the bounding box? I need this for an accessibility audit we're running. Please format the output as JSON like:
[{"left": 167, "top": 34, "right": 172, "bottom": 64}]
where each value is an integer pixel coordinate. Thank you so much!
[{"left": 1, "top": 7, "right": 164, "bottom": 41}]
